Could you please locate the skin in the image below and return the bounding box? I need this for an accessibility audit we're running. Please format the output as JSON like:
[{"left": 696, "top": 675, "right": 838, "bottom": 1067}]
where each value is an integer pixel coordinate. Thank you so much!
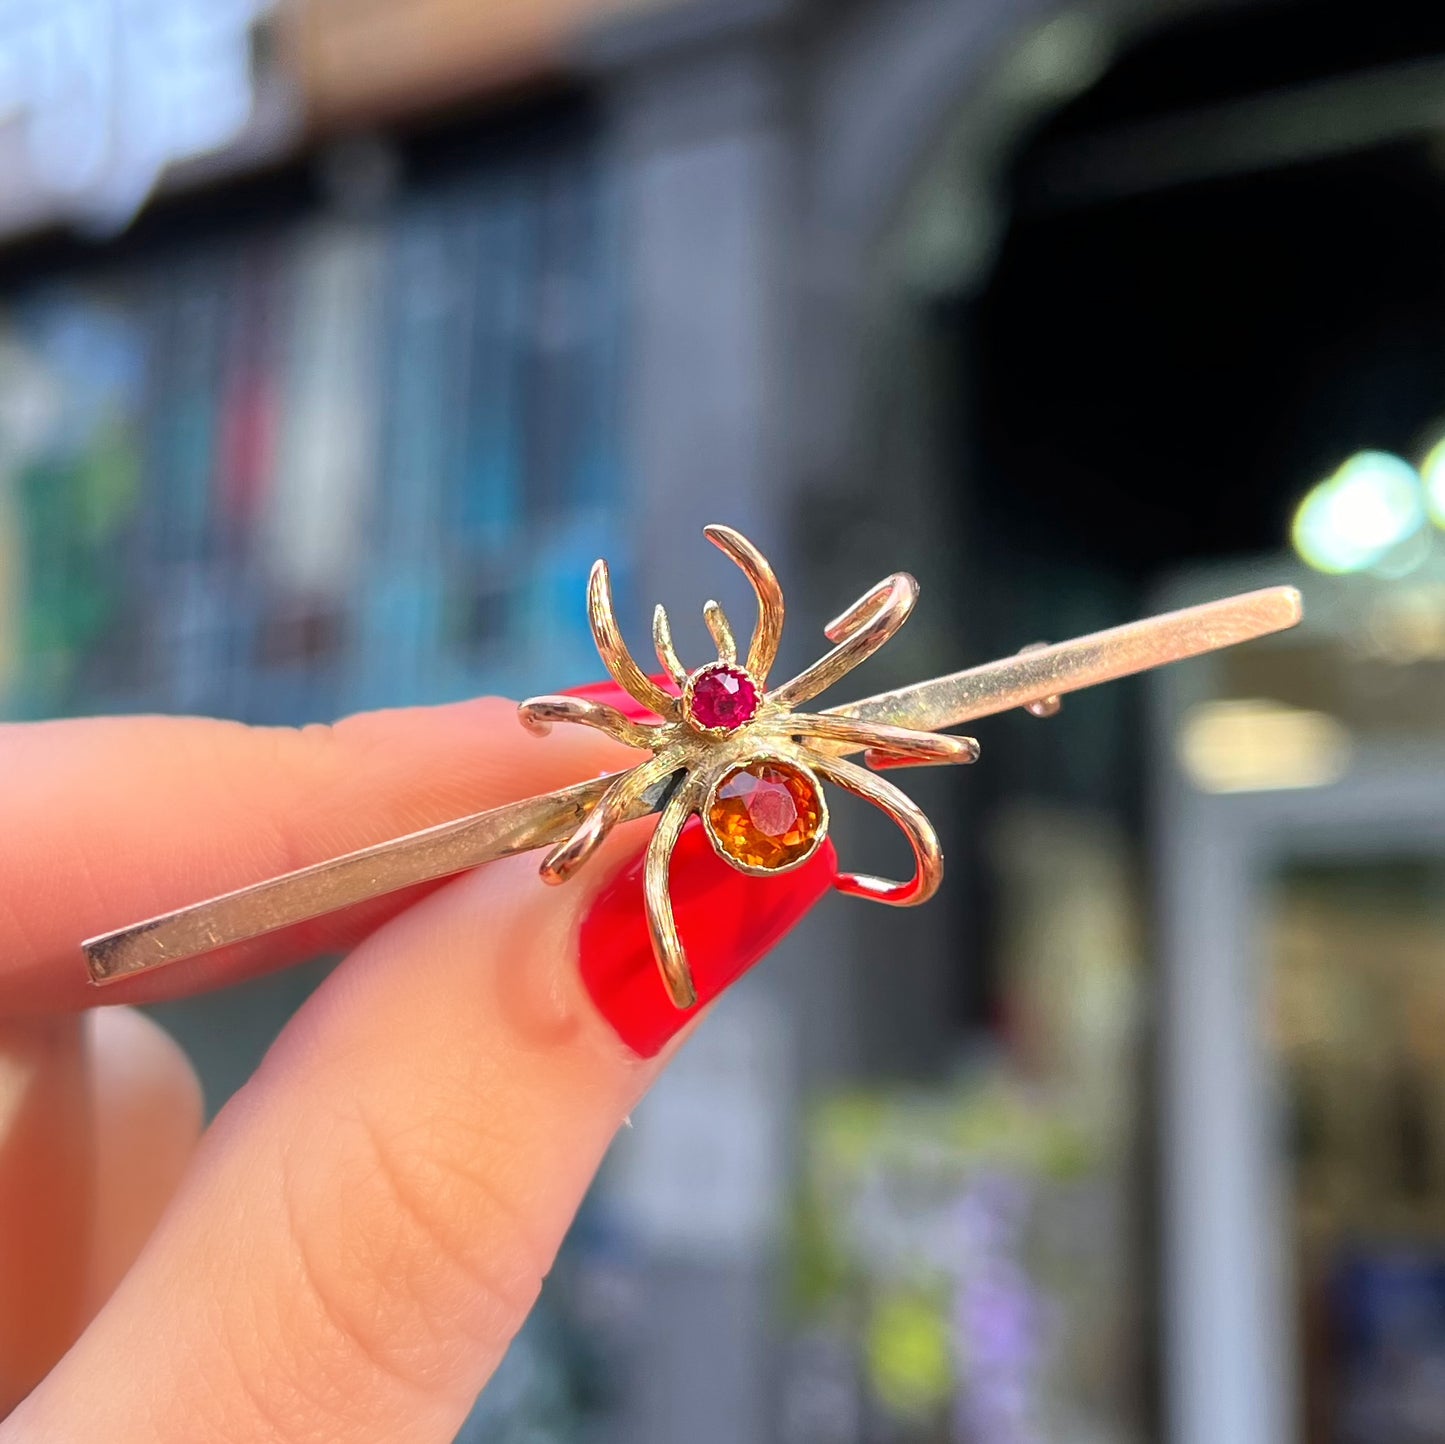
[{"left": 0, "top": 700, "right": 687, "bottom": 1442}]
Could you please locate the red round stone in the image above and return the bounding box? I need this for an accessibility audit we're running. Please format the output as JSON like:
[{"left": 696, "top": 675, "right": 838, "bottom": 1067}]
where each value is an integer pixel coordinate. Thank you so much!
[{"left": 686, "top": 663, "right": 759, "bottom": 731}]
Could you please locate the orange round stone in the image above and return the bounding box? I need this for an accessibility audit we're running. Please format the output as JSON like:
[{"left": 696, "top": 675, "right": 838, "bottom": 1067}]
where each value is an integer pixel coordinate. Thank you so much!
[{"left": 707, "top": 761, "right": 825, "bottom": 871}]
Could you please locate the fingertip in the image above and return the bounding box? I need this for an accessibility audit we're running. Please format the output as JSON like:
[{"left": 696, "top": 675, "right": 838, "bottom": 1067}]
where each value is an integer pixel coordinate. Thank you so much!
[
  {"left": 86, "top": 1009, "right": 204, "bottom": 1309},
  {"left": 3, "top": 697, "right": 641, "bottom": 1013},
  {"left": 89, "top": 1008, "right": 204, "bottom": 1140}
]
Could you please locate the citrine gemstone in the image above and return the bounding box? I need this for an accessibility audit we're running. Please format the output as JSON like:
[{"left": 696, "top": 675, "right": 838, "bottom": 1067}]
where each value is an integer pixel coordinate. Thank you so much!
[
  {"left": 707, "top": 761, "right": 824, "bottom": 871},
  {"left": 686, "top": 663, "right": 759, "bottom": 732}
]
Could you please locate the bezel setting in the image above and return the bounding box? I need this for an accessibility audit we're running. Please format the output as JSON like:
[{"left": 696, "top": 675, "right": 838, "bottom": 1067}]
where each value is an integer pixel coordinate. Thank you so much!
[
  {"left": 702, "top": 752, "right": 829, "bottom": 877},
  {"left": 682, "top": 661, "right": 761, "bottom": 736}
]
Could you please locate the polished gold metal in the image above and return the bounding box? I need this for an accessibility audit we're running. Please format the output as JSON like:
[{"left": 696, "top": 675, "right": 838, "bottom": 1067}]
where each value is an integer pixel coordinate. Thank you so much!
[
  {"left": 588, "top": 558, "right": 675, "bottom": 719},
  {"left": 1019, "top": 643, "right": 1062, "bottom": 718},
  {"left": 823, "top": 583, "right": 1303, "bottom": 735},
  {"left": 83, "top": 530, "right": 1303, "bottom": 998},
  {"left": 703, "top": 600, "right": 738, "bottom": 664},
  {"left": 652, "top": 605, "right": 688, "bottom": 686},
  {"left": 703, "top": 525, "right": 784, "bottom": 679},
  {"left": 83, "top": 776, "right": 629, "bottom": 983},
  {"left": 522, "top": 527, "right": 969, "bottom": 1007},
  {"left": 767, "top": 573, "right": 919, "bottom": 712}
]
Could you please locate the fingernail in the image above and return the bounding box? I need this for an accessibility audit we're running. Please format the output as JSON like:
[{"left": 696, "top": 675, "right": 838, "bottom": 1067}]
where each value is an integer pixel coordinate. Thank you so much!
[
  {"left": 579, "top": 819, "right": 837, "bottom": 1057},
  {"left": 564, "top": 677, "right": 837, "bottom": 1054}
]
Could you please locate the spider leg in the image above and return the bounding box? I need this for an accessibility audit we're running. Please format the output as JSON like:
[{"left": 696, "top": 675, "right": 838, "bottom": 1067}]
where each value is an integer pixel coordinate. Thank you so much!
[
  {"left": 652, "top": 605, "right": 689, "bottom": 687},
  {"left": 703, "top": 600, "right": 739, "bottom": 664},
  {"left": 539, "top": 753, "right": 681, "bottom": 885},
  {"left": 703, "top": 525, "right": 785, "bottom": 685},
  {"left": 518, "top": 695, "right": 665, "bottom": 751},
  {"left": 760, "top": 713, "right": 979, "bottom": 769},
  {"left": 644, "top": 775, "right": 703, "bottom": 1008},
  {"left": 766, "top": 573, "right": 918, "bottom": 711},
  {"left": 807, "top": 753, "right": 943, "bottom": 906},
  {"left": 588, "top": 558, "right": 680, "bottom": 719}
]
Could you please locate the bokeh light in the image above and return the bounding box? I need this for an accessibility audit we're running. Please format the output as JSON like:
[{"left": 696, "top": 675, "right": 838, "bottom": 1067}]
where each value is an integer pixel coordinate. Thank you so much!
[
  {"left": 1291, "top": 450, "right": 1425, "bottom": 574},
  {"left": 1177, "top": 699, "right": 1352, "bottom": 793},
  {"left": 1420, "top": 436, "right": 1445, "bottom": 530}
]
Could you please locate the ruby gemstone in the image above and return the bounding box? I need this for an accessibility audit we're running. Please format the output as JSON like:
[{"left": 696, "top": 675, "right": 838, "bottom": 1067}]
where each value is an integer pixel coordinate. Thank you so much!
[{"left": 687, "top": 663, "right": 759, "bottom": 732}]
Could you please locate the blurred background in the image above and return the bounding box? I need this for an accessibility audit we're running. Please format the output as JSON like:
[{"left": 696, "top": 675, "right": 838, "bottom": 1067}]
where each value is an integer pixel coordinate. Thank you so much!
[{"left": 5, "top": 0, "right": 1445, "bottom": 1440}]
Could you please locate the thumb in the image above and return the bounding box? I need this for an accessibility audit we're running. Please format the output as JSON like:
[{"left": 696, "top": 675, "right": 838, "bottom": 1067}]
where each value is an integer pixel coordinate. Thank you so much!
[{"left": 6, "top": 813, "right": 833, "bottom": 1443}]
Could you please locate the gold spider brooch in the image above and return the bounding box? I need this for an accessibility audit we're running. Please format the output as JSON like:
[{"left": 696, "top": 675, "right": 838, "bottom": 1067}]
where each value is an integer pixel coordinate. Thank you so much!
[{"left": 518, "top": 525, "right": 978, "bottom": 1009}]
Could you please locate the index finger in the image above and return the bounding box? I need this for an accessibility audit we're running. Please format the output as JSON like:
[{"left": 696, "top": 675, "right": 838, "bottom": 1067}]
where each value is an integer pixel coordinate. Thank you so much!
[{"left": 0, "top": 700, "right": 632, "bottom": 1015}]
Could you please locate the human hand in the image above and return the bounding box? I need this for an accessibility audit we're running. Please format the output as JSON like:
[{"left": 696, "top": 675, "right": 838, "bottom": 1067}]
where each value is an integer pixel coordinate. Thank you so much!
[{"left": 0, "top": 694, "right": 833, "bottom": 1441}]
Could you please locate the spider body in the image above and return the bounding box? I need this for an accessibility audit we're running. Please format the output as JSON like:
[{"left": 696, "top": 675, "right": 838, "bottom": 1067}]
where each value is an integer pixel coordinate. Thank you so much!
[{"left": 519, "top": 525, "right": 978, "bottom": 1009}]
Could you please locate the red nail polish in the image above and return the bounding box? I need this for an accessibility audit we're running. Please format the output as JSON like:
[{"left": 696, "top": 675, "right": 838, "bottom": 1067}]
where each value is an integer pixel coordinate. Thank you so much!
[{"left": 579, "top": 820, "right": 837, "bottom": 1057}]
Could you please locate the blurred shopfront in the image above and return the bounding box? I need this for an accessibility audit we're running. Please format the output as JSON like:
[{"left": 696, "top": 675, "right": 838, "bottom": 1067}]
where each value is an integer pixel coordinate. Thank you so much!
[{"left": 6, "top": 1, "right": 1445, "bottom": 1442}]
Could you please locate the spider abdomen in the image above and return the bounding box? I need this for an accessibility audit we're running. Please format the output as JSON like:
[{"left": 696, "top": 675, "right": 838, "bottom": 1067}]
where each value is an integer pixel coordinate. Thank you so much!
[{"left": 704, "top": 759, "right": 827, "bottom": 874}]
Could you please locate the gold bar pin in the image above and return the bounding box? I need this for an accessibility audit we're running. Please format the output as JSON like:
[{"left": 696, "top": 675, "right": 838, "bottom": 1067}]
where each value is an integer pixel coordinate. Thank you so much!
[{"left": 83, "top": 527, "right": 1301, "bottom": 999}]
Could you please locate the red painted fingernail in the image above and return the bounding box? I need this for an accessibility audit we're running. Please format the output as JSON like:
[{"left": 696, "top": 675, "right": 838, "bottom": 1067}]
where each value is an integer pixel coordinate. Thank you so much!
[
  {"left": 563, "top": 676, "right": 836, "bottom": 1054},
  {"left": 579, "top": 820, "right": 837, "bottom": 1057}
]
